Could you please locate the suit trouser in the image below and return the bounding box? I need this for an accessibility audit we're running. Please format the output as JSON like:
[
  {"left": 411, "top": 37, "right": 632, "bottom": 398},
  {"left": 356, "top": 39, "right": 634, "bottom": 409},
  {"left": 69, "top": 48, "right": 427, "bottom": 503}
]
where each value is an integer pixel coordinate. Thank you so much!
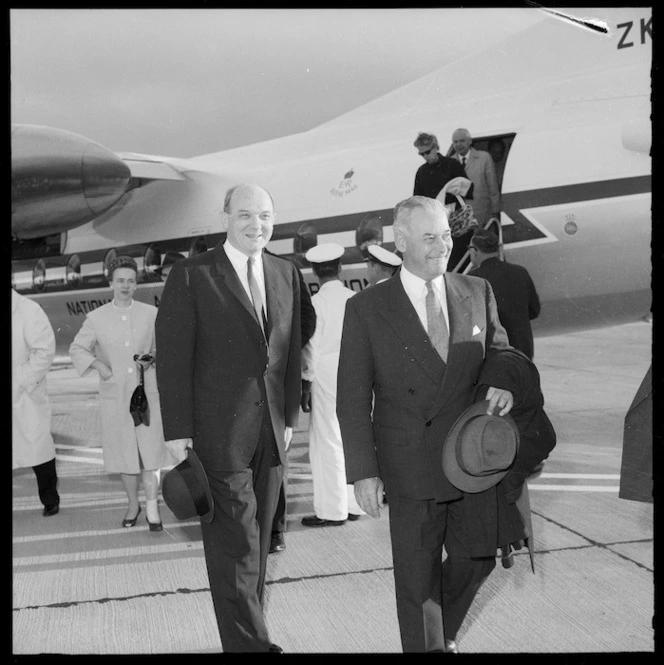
[
  {"left": 32, "top": 457, "right": 59, "bottom": 507},
  {"left": 388, "top": 495, "right": 496, "bottom": 652},
  {"left": 271, "top": 475, "right": 287, "bottom": 534},
  {"left": 200, "top": 415, "right": 283, "bottom": 652}
]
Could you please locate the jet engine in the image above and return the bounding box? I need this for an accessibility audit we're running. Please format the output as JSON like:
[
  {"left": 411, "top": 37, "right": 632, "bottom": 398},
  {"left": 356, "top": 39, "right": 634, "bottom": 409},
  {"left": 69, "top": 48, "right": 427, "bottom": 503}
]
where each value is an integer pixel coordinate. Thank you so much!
[{"left": 11, "top": 124, "right": 131, "bottom": 239}]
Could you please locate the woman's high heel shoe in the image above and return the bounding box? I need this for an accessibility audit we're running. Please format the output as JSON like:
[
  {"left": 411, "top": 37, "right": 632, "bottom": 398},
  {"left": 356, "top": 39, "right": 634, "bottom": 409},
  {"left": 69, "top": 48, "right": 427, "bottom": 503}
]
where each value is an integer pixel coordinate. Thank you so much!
[
  {"left": 122, "top": 507, "right": 141, "bottom": 528},
  {"left": 146, "top": 516, "right": 163, "bottom": 532}
]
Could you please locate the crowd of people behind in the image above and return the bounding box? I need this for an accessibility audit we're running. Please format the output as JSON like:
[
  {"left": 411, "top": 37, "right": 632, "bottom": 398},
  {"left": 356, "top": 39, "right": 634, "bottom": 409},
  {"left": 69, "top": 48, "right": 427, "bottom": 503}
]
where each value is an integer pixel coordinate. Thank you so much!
[{"left": 13, "top": 130, "right": 552, "bottom": 654}]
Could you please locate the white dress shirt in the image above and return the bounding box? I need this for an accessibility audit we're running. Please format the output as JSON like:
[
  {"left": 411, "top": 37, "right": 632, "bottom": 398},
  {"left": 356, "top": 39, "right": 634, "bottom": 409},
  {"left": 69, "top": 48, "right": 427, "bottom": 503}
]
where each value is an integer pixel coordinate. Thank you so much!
[
  {"left": 400, "top": 265, "right": 450, "bottom": 333},
  {"left": 224, "top": 240, "right": 268, "bottom": 319}
]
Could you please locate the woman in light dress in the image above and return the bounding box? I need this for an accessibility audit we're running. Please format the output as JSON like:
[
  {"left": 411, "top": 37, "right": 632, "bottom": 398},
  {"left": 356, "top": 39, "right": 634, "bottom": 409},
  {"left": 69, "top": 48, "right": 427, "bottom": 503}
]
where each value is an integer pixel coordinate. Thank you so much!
[{"left": 69, "top": 256, "right": 174, "bottom": 530}]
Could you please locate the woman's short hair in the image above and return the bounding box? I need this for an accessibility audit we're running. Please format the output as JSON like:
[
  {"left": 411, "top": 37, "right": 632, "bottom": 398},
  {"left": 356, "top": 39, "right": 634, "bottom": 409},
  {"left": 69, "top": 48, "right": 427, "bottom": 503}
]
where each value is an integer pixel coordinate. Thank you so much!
[{"left": 107, "top": 255, "right": 138, "bottom": 281}]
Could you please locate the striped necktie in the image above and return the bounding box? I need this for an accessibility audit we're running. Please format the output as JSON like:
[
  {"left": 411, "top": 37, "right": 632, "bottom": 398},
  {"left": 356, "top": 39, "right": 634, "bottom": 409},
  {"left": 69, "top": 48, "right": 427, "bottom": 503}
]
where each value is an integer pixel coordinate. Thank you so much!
[
  {"left": 247, "top": 256, "right": 266, "bottom": 335},
  {"left": 425, "top": 280, "right": 448, "bottom": 362}
]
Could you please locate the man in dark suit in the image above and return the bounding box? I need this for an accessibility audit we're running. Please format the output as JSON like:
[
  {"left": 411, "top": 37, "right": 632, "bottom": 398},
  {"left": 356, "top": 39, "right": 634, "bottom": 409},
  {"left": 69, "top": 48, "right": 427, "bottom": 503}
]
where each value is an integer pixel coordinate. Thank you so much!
[
  {"left": 468, "top": 229, "right": 541, "bottom": 360},
  {"left": 337, "top": 195, "right": 513, "bottom": 653},
  {"left": 155, "top": 183, "right": 301, "bottom": 653}
]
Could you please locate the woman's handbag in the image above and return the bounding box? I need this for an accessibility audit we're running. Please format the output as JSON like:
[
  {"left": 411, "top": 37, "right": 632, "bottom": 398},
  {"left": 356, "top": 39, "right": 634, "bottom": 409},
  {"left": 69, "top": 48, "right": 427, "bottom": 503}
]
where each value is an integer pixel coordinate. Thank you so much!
[
  {"left": 447, "top": 193, "right": 479, "bottom": 238},
  {"left": 129, "top": 354, "right": 151, "bottom": 426}
]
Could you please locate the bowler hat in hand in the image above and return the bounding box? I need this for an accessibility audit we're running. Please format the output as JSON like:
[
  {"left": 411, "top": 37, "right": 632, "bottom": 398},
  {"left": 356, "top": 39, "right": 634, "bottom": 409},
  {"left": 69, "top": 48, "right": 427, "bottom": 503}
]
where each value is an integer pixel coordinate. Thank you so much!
[
  {"left": 162, "top": 449, "right": 214, "bottom": 523},
  {"left": 442, "top": 400, "right": 519, "bottom": 493}
]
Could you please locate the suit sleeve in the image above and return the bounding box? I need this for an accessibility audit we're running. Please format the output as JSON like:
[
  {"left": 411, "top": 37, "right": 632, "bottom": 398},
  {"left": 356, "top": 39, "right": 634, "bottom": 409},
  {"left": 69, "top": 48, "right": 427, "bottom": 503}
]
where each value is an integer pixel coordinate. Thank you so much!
[
  {"left": 484, "top": 279, "right": 511, "bottom": 352},
  {"left": 19, "top": 303, "right": 55, "bottom": 392},
  {"left": 484, "top": 153, "right": 501, "bottom": 214},
  {"left": 337, "top": 297, "right": 381, "bottom": 483},
  {"left": 527, "top": 272, "right": 541, "bottom": 320},
  {"left": 155, "top": 261, "right": 197, "bottom": 441},
  {"left": 284, "top": 263, "right": 302, "bottom": 428},
  {"left": 298, "top": 267, "right": 317, "bottom": 348}
]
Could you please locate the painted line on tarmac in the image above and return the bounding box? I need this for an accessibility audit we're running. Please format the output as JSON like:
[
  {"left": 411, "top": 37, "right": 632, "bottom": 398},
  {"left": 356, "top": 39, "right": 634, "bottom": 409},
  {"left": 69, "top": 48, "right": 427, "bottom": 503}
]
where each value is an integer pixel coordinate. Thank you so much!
[
  {"left": 55, "top": 454, "right": 104, "bottom": 465},
  {"left": 55, "top": 445, "right": 103, "bottom": 453},
  {"left": 529, "top": 484, "right": 618, "bottom": 492},
  {"left": 539, "top": 473, "right": 620, "bottom": 479}
]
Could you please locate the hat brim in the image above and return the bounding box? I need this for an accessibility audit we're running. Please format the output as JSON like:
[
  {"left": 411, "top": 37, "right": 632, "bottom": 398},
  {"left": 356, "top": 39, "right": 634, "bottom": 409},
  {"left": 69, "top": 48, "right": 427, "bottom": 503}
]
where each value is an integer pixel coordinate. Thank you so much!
[
  {"left": 442, "top": 400, "right": 519, "bottom": 493},
  {"left": 163, "top": 448, "right": 214, "bottom": 523}
]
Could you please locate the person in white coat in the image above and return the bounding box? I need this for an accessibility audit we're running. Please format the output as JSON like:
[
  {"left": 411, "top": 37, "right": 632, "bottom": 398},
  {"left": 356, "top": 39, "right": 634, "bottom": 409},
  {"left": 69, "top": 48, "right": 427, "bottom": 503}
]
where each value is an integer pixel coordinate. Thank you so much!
[
  {"left": 300, "top": 244, "right": 365, "bottom": 527},
  {"left": 69, "top": 256, "right": 173, "bottom": 531},
  {"left": 12, "top": 289, "right": 60, "bottom": 517}
]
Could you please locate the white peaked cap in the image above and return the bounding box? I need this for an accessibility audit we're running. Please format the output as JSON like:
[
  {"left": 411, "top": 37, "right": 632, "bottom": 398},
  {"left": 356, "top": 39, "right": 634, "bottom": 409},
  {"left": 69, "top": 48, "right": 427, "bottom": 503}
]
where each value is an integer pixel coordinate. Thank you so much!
[
  {"left": 305, "top": 243, "right": 345, "bottom": 263},
  {"left": 367, "top": 244, "right": 402, "bottom": 268}
]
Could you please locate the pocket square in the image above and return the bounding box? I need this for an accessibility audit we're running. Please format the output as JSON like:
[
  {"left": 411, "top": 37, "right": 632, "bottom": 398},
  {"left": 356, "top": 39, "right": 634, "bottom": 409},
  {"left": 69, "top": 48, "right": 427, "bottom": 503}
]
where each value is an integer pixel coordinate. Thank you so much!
[{"left": 472, "top": 325, "right": 483, "bottom": 336}]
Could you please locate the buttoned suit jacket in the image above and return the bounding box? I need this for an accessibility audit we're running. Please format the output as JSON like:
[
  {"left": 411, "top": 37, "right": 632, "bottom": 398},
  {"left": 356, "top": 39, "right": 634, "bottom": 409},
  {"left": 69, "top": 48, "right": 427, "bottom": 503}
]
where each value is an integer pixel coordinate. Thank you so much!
[
  {"left": 155, "top": 244, "right": 301, "bottom": 474},
  {"left": 456, "top": 148, "right": 501, "bottom": 224},
  {"left": 337, "top": 272, "right": 510, "bottom": 503}
]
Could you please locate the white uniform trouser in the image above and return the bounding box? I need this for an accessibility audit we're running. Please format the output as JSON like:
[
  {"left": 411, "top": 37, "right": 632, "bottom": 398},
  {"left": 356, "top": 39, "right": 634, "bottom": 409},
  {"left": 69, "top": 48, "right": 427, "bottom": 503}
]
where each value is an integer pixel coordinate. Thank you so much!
[{"left": 309, "top": 376, "right": 365, "bottom": 521}]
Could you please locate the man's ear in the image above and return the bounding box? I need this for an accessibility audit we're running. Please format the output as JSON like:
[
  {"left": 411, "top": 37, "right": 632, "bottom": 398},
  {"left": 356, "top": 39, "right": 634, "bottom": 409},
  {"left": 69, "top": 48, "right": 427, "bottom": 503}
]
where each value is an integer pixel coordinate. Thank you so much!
[
  {"left": 394, "top": 231, "right": 407, "bottom": 254},
  {"left": 220, "top": 211, "right": 229, "bottom": 231}
]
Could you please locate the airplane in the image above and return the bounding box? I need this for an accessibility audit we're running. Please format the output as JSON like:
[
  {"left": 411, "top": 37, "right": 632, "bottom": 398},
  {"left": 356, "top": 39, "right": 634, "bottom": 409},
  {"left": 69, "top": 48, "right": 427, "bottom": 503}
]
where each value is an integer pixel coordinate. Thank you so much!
[{"left": 11, "top": 7, "right": 651, "bottom": 355}]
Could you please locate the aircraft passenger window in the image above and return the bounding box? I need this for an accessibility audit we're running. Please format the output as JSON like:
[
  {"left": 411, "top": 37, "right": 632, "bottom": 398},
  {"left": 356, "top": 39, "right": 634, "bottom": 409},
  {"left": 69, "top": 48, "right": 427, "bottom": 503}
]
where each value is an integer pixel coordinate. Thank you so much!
[
  {"left": 190, "top": 237, "right": 208, "bottom": 255},
  {"left": 103, "top": 249, "right": 117, "bottom": 283},
  {"left": 143, "top": 245, "right": 162, "bottom": 282},
  {"left": 293, "top": 222, "right": 318, "bottom": 269},
  {"left": 66, "top": 254, "right": 81, "bottom": 289},
  {"left": 32, "top": 259, "right": 46, "bottom": 293},
  {"left": 160, "top": 252, "right": 186, "bottom": 281},
  {"left": 356, "top": 214, "right": 384, "bottom": 259}
]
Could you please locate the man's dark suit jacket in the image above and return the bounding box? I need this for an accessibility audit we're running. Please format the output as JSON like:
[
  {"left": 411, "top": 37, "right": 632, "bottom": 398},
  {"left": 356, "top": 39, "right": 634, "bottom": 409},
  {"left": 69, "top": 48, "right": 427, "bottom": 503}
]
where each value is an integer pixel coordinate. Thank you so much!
[
  {"left": 337, "top": 272, "right": 509, "bottom": 505},
  {"left": 155, "top": 243, "right": 301, "bottom": 473},
  {"left": 470, "top": 257, "right": 540, "bottom": 360}
]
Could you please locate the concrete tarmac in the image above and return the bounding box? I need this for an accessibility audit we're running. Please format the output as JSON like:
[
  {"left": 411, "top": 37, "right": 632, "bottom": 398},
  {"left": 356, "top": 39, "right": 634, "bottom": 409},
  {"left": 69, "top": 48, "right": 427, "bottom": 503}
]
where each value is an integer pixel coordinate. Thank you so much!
[{"left": 12, "top": 320, "right": 653, "bottom": 654}]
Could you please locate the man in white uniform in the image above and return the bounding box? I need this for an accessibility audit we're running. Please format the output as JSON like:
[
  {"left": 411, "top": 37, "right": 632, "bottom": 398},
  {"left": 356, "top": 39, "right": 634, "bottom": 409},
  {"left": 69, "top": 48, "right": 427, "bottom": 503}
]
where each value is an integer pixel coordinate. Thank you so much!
[
  {"left": 365, "top": 244, "right": 402, "bottom": 286},
  {"left": 301, "top": 244, "right": 365, "bottom": 527}
]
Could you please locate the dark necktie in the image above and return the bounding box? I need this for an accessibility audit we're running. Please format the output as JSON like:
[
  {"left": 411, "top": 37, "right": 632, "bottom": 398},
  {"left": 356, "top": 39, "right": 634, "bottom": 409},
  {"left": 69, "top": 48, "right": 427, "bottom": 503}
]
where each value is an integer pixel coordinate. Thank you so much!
[
  {"left": 425, "top": 280, "right": 448, "bottom": 362},
  {"left": 461, "top": 156, "right": 466, "bottom": 168},
  {"left": 247, "top": 256, "right": 266, "bottom": 335}
]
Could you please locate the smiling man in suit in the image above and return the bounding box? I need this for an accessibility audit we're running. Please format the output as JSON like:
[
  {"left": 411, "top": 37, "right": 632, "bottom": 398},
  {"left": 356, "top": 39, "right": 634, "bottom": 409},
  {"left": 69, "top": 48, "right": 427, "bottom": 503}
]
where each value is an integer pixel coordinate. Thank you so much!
[
  {"left": 155, "top": 183, "right": 301, "bottom": 653},
  {"left": 337, "top": 195, "right": 513, "bottom": 653}
]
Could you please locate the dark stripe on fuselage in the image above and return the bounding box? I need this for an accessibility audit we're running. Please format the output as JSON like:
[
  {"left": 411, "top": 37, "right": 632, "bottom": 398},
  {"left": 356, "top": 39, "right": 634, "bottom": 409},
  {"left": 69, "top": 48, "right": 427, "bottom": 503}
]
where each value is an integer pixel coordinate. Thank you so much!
[{"left": 12, "top": 175, "right": 650, "bottom": 296}]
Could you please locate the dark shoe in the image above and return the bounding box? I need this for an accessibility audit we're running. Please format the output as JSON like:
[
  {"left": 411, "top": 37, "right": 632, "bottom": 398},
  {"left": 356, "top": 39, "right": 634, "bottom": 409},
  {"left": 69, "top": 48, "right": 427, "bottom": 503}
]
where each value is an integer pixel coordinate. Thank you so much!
[
  {"left": 268, "top": 644, "right": 283, "bottom": 653},
  {"left": 146, "top": 516, "right": 163, "bottom": 532},
  {"left": 122, "top": 506, "right": 141, "bottom": 528},
  {"left": 301, "top": 515, "right": 345, "bottom": 527},
  {"left": 42, "top": 503, "right": 59, "bottom": 517},
  {"left": 270, "top": 531, "right": 286, "bottom": 553},
  {"left": 445, "top": 639, "right": 459, "bottom": 653},
  {"left": 347, "top": 513, "right": 361, "bottom": 521}
]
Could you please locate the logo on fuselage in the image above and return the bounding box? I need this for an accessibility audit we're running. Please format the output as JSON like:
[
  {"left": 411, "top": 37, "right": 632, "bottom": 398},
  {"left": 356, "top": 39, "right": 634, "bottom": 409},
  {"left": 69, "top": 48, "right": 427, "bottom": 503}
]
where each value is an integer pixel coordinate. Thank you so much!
[{"left": 330, "top": 168, "right": 358, "bottom": 198}]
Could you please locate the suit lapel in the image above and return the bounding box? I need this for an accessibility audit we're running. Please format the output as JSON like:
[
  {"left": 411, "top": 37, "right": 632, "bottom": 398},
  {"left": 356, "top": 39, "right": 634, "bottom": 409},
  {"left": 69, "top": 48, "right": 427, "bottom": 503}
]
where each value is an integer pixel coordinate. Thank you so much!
[
  {"left": 425, "top": 274, "right": 474, "bottom": 419},
  {"left": 210, "top": 245, "right": 261, "bottom": 327},
  {"left": 263, "top": 252, "right": 285, "bottom": 342},
  {"left": 381, "top": 278, "right": 446, "bottom": 384}
]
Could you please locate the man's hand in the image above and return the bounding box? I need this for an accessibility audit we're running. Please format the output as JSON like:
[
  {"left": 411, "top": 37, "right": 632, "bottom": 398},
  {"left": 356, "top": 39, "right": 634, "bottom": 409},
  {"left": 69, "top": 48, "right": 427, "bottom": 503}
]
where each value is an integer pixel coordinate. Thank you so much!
[
  {"left": 486, "top": 386, "right": 514, "bottom": 416},
  {"left": 301, "top": 380, "right": 312, "bottom": 412},
  {"left": 354, "top": 477, "right": 385, "bottom": 518},
  {"left": 165, "top": 438, "right": 192, "bottom": 463},
  {"left": 284, "top": 427, "right": 293, "bottom": 451}
]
